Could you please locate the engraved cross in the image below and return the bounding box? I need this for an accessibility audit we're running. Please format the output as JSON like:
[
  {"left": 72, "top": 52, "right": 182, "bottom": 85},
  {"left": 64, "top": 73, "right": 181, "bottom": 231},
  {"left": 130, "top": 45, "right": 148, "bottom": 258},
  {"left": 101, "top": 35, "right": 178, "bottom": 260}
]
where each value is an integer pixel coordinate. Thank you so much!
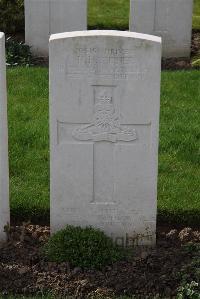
[{"left": 58, "top": 85, "right": 137, "bottom": 204}]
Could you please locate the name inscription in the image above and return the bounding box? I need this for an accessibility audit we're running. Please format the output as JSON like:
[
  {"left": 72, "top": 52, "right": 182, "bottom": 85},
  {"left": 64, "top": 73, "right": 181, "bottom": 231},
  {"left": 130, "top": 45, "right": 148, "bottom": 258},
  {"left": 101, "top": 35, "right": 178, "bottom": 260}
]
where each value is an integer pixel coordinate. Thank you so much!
[{"left": 65, "top": 47, "right": 147, "bottom": 80}]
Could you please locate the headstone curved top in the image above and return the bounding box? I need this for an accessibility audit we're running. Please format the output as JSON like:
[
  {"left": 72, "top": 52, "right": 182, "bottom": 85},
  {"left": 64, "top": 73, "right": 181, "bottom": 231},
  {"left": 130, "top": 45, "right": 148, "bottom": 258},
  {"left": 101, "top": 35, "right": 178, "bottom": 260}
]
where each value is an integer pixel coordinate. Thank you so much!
[
  {"left": 50, "top": 30, "right": 161, "bottom": 246},
  {"left": 130, "top": 0, "right": 193, "bottom": 58},
  {"left": 0, "top": 32, "right": 9, "bottom": 242}
]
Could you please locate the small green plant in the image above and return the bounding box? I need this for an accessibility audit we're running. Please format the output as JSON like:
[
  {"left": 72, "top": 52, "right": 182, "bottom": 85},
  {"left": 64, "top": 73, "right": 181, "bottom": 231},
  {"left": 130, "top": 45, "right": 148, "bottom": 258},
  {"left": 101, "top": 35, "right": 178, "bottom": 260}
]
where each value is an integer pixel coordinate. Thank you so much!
[
  {"left": 177, "top": 281, "right": 200, "bottom": 299},
  {"left": 43, "top": 225, "right": 124, "bottom": 269},
  {"left": 6, "top": 37, "right": 32, "bottom": 66}
]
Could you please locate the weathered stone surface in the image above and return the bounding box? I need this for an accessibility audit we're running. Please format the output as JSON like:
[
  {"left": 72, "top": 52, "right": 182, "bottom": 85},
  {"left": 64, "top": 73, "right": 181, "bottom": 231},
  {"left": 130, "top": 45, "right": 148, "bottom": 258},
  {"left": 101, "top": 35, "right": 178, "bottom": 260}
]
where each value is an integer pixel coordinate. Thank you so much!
[
  {"left": 50, "top": 0, "right": 87, "bottom": 35},
  {"left": 130, "top": 0, "right": 193, "bottom": 58},
  {"left": 25, "top": 0, "right": 49, "bottom": 56},
  {"left": 25, "top": 0, "right": 87, "bottom": 56},
  {"left": 0, "top": 32, "right": 9, "bottom": 242},
  {"left": 50, "top": 31, "right": 161, "bottom": 246}
]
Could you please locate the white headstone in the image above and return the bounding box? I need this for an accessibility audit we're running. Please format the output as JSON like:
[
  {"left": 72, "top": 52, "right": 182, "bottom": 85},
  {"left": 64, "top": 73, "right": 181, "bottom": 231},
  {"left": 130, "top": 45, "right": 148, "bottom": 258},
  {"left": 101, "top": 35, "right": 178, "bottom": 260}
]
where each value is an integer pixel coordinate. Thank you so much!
[
  {"left": 130, "top": 0, "right": 193, "bottom": 58},
  {"left": 25, "top": 0, "right": 87, "bottom": 56},
  {"left": 50, "top": 31, "right": 161, "bottom": 246},
  {"left": 25, "top": 0, "right": 49, "bottom": 56},
  {"left": 0, "top": 32, "right": 9, "bottom": 242}
]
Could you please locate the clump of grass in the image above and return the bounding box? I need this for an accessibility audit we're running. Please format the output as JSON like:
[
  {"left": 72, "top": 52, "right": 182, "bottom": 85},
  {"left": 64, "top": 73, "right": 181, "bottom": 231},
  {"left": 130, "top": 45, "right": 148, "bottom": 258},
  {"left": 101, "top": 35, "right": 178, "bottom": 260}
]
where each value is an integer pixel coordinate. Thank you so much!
[{"left": 43, "top": 225, "right": 124, "bottom": 269}]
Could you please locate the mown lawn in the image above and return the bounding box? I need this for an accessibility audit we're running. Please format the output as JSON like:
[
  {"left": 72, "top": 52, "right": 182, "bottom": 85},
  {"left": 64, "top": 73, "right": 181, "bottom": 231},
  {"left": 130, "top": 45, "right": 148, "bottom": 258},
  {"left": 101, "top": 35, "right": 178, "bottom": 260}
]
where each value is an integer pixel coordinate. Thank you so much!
[
  {"left": 8, "top": 67, "right": 49, "bottom": 221},
  {"left": 88, "top": 0, "right": 130, "bottom": 30},
  {"left": 158, "top": 71, "right": 200, "bottom": 225},
  {"left": 7, "top": 68, "right": 200, "bottom": 225},
  {"left": 193, "top": 0, "right": 200, "bottom": 30},
  {"left": 88, "top": 0, "right": 200, "bottom": 30}
]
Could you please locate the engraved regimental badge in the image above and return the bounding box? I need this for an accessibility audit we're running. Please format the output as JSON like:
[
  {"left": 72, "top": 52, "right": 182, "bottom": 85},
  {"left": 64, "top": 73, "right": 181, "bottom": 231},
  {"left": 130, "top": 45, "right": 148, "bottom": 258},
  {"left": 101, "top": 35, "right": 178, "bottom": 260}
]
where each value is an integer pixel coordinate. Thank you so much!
[{"left": 72, "top": 86, "right": 137, "bottom": 143}]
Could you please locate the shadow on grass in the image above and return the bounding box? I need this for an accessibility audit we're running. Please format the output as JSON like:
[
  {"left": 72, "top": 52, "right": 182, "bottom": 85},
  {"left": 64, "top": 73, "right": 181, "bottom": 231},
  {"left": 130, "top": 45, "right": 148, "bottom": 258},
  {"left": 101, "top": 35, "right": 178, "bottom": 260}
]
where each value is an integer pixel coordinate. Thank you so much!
[{"left": 11, "top": 208, "right": 200, "bottom": 228}]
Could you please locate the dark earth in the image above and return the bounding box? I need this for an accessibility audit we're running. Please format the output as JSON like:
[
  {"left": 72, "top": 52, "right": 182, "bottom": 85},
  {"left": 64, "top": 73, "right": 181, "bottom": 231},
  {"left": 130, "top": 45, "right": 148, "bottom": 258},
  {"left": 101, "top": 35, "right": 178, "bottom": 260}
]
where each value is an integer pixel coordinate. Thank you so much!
[{"left": 0, "top": 223, "right": 199, "bottom": 298}]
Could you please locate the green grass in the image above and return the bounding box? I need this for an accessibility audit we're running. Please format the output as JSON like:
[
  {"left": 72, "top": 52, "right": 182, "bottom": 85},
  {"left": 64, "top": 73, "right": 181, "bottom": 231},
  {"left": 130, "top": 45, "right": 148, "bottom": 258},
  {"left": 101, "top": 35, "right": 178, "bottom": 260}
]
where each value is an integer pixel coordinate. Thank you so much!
[
  {"left": 88, "top": 0, "right": 200, "bottom": 30},
  {"left": 158, "top": 70, "right": 200, "bottom": 225},
  {"left": 193, "top": 0, "right": 200, "bottom": 30},
  {"left": 8, "top": 67, "right": 49, "bottom": 222},
  {"left": 88, "top": 0, "right": 130, "bottom": 30},
  {"left": 7, "top": 68, "right": 200, "bottom": 226}
]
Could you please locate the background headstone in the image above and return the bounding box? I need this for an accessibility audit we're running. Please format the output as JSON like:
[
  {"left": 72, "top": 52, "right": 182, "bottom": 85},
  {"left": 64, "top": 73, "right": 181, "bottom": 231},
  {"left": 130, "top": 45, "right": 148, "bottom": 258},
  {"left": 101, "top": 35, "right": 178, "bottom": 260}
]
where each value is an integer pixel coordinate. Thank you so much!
[
  {"left": 0, "top": 32, "right": 9, "bottom": 242},
  {"left": 50, "top": 31, "right": 161, "bottom": 246},
  {"left": 130, "top": 0, "right": 193, "bottom": 58},
  {"left": 25, "top": 0, "right": 49, "bottom": 56},
  {"left": 25, "top": 0, "right": 87, "bottom": 56}
]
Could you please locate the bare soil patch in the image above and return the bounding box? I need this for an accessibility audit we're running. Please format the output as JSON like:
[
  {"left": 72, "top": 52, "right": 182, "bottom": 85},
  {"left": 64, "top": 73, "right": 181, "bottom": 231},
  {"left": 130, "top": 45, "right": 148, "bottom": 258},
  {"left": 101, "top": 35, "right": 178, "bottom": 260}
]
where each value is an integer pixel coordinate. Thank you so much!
[{"left": 0, "top": 224, "right": 199, "bottom": 298}]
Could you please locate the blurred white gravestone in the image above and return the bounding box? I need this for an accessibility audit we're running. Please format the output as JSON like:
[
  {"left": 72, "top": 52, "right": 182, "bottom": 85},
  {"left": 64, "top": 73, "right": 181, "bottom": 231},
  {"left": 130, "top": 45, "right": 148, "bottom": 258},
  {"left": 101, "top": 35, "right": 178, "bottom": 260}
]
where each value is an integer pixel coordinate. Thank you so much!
[
  {"left": 130, "top": 0, "right": 193, "bottom": 58},
  {"left": 50, "top": 31, "right": 161, "bottom": 246},
  {"left": 0, "top": 32, "right": 9, "bottom": 242},
  {"left": 25, "top": 0, "right": 87, "bottom": 56}
]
